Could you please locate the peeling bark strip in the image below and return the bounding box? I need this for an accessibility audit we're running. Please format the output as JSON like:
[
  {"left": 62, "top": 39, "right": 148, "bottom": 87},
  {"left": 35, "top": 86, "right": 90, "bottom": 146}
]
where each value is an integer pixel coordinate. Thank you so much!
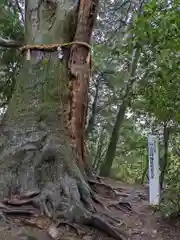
[{"left": 68, "top": 0, "right": 99, "bottom": 170}]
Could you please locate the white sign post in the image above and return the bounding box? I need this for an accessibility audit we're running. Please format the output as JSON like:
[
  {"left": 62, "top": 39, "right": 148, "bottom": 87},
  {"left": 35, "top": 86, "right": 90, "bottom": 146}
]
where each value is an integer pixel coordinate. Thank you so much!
[{"left": 148, "top": 135, "right": 160, "bottom": 205}]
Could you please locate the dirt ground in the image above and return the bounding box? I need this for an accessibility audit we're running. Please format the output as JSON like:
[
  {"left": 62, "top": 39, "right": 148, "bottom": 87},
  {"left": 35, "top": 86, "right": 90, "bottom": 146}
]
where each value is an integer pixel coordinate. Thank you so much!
[
  {"left": 0, "top": 177, "right": 180, "bottom": 240},
  {"left": 101, "top": 178, "right": 180, "bottom": 240}
]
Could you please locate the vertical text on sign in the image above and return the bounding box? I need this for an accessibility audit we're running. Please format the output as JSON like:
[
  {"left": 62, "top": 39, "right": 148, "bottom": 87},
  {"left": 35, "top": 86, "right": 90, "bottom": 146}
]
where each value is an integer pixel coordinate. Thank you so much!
[
  {"left": 149, "top": 141, "right": 154, "bottom": 179},
  {"left": 148, "top": 135, "right": 160, "bottom": 205}
]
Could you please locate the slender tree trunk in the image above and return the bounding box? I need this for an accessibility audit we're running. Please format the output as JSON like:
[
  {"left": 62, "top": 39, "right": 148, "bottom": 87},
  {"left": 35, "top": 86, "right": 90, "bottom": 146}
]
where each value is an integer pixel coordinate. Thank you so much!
[
  {"left": 99, "top": 101, "right": 127, "bottom": 177},
  {"left": 92, "top": 128, "right": 105, "bottom": 172},
  {"left": 0, "top": 0, "right": 98, "bottom": 219},
  {"left": 160, "top": 123, "right": 169, "bottom": 189},
  {"left": 99, "top": 47, "right": 140, "bottom": 177},
  {"left": 141, "top": 153, "right": 148, "bottom": 184},
  {"left": 86, "top": 74, "right": 100, "bottom": 136}
]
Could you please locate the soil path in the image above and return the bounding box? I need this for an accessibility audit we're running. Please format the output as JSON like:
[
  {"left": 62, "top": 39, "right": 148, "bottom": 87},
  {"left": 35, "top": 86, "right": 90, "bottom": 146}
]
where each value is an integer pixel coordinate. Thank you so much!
[{"left": 103, "top": 178, "right": 180, "bottom": 240}]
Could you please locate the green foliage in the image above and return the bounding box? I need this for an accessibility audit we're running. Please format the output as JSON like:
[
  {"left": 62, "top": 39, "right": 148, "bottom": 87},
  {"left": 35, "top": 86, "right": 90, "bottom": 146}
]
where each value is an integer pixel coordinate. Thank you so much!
[
  {"left": 0, "top": 1, "right": 23, "bottom": 106},
  {"left": 139, "top": 71, "right": 180, "bottom": 122},
  {"left": 134, "top": 1, "right": 180, "bottom": 50},
  {"left": 89, "top": 0, "right": 180, "bottom": 189},
  {"left": 110, "top": 121, "right": 148, "bottom": 183},
  {"left": 160, "top": 155, "right": 180, "bottom": 218},
  {"left": 134, "top": 1, "right": 180, "bottom": 122},
  {"left": 110, "top": 155, "right": 146, "bottom": 183}
]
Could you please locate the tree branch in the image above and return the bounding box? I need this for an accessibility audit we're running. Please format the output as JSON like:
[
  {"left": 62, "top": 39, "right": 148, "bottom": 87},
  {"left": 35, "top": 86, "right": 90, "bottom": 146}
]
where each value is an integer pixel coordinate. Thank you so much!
[
  {"left": 0, "top": 37, "right": 23, "bottom": 48},
  {"left": 15, "top": 0, "right": 25, "bottom": 24}
]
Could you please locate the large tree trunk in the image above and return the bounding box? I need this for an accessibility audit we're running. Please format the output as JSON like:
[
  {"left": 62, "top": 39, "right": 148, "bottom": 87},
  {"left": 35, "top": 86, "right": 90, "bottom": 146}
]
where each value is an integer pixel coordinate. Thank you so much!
[
  {"left": 0, "top": 0, "right": 98, "bottom": 219},
  {"left": 0, "top": 2, "right": 128, "bottom": 239}
]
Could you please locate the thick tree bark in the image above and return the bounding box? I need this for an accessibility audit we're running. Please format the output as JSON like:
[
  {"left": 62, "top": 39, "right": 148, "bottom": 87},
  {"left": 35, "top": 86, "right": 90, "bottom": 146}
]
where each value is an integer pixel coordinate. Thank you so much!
[
  {"left": 0, "top": 0, "right": 98, "bottom": 219},
  {"left": 0, "top": 2, "right": 128, "bottom": 239}
]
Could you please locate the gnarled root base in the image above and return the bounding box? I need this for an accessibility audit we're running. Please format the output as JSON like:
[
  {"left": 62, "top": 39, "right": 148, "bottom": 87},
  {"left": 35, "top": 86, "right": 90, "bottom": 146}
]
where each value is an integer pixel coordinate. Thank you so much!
[{"left": 0, "top": 132, "right": 126, "bottom": 240}]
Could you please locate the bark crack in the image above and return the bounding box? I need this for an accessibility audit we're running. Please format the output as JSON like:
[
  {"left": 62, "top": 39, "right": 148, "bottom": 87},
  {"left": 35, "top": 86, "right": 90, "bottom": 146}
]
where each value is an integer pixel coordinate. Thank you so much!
[{"left": 67, "top": 0, "right": 98, "bottom": 173}]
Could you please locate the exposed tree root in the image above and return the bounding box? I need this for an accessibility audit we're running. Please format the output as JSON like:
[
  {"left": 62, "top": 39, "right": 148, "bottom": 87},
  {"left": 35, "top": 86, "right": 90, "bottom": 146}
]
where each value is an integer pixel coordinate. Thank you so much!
[
  {"left": 0, "top": 189, "right": 128, "bottom": 240},
  {"left": 91, "top": 192, "right": 110, "bottom": 212},
  {"left": 0, "top": 212, "right": 11, "bottom": 224},
  {"left": 109, "top": 201, "right": 133, "bottom": 213},
  {"left": 88, "top": 178, "right": 116, "bottom": 191},
  {"left": 100, "top": 213, "right": 125, "bottom": 226},
  {"left": 0, "top": 132, "right": 128, "bottom": 240},
  {"left": 56, "top": 220, "right": 82, "bottom": 235},
  {"left": 0, "top": 194, "right": 127, "bottom": 240},
  {"left": 82, "top": 214, "right": 127, "bottom": 240}
]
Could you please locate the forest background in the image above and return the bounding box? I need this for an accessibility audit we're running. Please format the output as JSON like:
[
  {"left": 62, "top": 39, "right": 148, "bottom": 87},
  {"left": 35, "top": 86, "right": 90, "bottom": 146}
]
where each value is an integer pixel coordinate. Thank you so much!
[{"left": 0, "top": 0, "right": 180, "bottom": 217}]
